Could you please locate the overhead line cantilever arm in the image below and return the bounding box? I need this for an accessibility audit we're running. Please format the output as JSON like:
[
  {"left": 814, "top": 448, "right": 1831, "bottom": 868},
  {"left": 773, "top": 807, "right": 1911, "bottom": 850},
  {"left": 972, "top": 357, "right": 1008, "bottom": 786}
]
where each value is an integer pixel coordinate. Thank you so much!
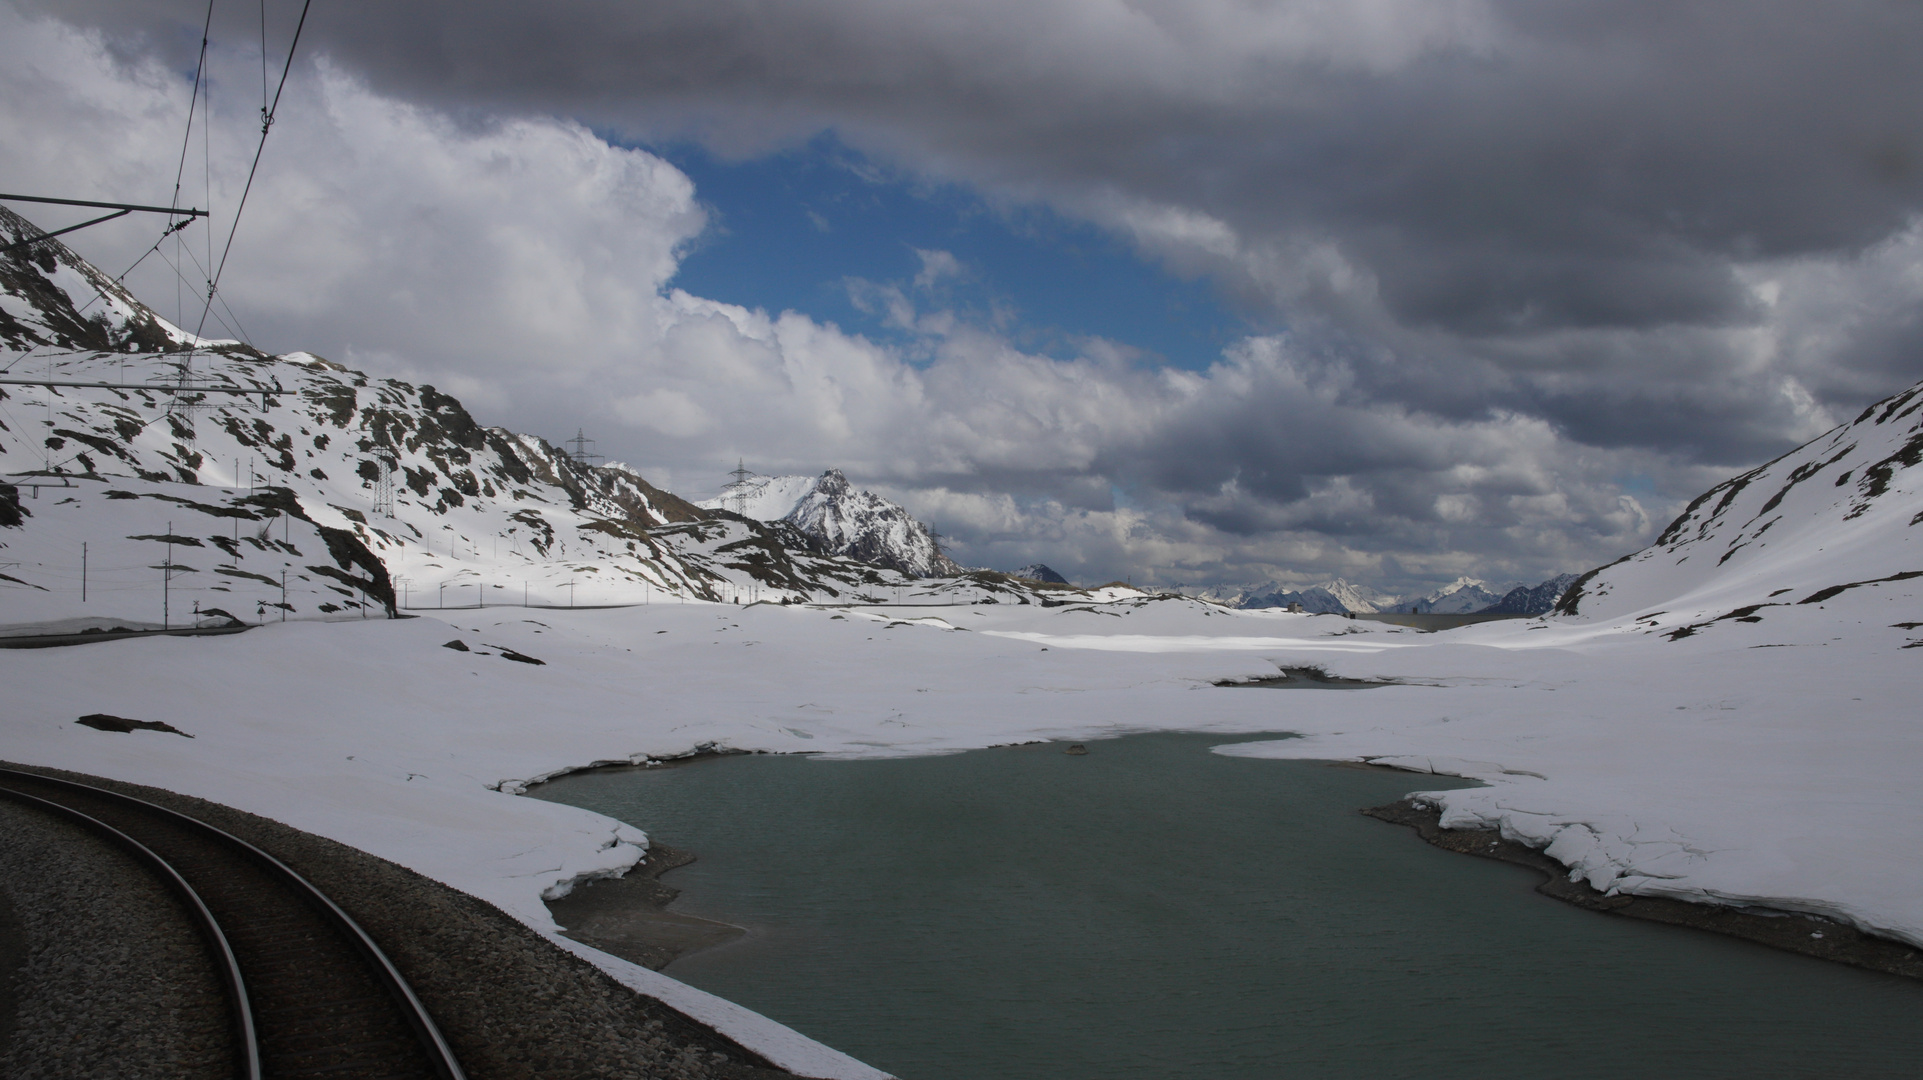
[
  {"left": 0, "top": 209, "right": 132, "bottom": 256},
  {"left": 0, "top": 377, "right": 286, "bottom": 396},
  {"left": 0, "top": 194, "right": 208, "bottom": 218},
  {"left": 0, "top": 194, "right": 211, "bottom": 256}
]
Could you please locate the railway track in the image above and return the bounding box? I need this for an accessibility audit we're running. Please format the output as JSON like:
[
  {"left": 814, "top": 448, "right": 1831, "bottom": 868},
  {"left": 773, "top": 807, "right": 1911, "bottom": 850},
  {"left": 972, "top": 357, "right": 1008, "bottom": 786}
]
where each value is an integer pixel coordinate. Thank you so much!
[{"left": 0, "top": 767, "right": 467, "bottom": 1080}]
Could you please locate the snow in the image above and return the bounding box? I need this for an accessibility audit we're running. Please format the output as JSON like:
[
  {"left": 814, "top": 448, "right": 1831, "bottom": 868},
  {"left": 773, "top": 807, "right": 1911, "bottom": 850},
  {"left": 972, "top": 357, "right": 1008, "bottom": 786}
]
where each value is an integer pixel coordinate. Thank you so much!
[
  {"left": 6, "top": 588, "right": 1921, "bottom": 958},
  {"left": 10, "top": 233, "right": 1923, "bottom": 1076},
  {"left": 5, "top": 513, "right": 1922, "bottom": 1076}
]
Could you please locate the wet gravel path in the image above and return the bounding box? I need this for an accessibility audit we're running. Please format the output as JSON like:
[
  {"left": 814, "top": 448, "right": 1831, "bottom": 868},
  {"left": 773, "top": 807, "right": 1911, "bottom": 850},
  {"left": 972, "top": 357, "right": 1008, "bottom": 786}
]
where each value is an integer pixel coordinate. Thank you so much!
[{"left": 0, "top": 764, "right": 806, "bottom": 1080}]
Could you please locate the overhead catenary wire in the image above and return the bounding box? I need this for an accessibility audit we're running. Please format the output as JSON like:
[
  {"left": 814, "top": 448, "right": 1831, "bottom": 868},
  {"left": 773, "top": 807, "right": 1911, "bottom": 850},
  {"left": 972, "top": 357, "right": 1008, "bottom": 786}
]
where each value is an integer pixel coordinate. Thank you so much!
[
  {"left": 193, "top": 0, "right": 311, "bottom": 345},
  {"left": 172, "top": 0, "right": 217, "bottom": 330}
]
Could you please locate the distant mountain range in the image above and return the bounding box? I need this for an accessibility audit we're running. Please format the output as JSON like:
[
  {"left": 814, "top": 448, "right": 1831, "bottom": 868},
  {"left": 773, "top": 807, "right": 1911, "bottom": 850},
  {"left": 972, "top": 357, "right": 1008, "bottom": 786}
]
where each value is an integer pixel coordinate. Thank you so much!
[{"left": 1186, "top": 573, "right": 1578, "bottom": 616}]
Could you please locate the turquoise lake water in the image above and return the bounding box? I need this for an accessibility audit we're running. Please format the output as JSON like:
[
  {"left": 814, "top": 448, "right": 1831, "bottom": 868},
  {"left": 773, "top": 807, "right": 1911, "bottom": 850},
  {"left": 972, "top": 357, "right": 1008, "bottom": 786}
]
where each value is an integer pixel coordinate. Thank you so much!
[{"left": 531, "top": 732, "right": 1923, "bottom": 1079}]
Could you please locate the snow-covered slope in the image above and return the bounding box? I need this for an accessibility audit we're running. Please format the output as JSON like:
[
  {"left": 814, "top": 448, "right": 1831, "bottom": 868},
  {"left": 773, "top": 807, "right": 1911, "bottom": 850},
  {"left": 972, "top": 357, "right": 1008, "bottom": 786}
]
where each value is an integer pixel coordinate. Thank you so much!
[
  {"left": 1555, "top": 378, "right": 1923, "bottom": 638},
  {"left": 0, "top": 218, "right": 928, "bottom": 630},
  {"left": 1013, "top": 563, "right": 1069, "bottom": 585},
  {"left": 698, "top": 468, "right": 962, "bottom": 578},
  {"left": 1, "top": 206, "right": 209, "bottom": 355}
]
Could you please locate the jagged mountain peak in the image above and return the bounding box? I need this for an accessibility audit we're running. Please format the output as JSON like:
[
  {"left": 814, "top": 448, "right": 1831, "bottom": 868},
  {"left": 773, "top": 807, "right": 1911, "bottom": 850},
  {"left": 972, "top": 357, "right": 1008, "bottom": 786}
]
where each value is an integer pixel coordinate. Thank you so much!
[
  {"left": 698, "top": 468, "right": 962, "bottom": 578},
  {"left": 1476, "top": 573, "right": 1579, "bottom": 615}
]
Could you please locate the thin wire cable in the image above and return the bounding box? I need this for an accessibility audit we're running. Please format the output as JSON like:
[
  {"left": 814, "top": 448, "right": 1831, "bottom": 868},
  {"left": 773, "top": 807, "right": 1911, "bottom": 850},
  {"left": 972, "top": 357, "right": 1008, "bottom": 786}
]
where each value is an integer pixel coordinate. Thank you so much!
[
  {"left": 194, "top": 0, "right": 312, "bottom": 344},
  {"left": 171, "top": 1, "right": 216, "bottom": 220},
  {"left": 157, "top": 247, "right": 244, "bottom": 340},
  {"left": 172, "top": 1, "right": 216, "bottom": 331},
  {"left": 160, "top": 243, "right": 249, "bottom": 342},
  {"left": 260, "top": 0, "right": 270, "bottom": 118}
]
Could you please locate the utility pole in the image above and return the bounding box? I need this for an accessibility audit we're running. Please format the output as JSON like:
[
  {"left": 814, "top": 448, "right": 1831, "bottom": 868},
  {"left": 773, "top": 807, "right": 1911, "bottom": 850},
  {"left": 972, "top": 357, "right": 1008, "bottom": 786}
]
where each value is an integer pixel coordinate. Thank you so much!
[
  {"left": 280, "top": 570, "right": 287, "bottom": 621},
  {"left": 567, "top": 579, "right": 576, "bottom": 608},
  {"left": 81, "top": 541, "right": 87, "bottom": 602}
]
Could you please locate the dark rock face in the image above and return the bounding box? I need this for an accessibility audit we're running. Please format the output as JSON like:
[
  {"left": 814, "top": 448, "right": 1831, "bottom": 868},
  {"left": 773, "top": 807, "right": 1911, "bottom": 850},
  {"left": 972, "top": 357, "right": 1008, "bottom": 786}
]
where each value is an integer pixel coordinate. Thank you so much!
[
  {"left": 1014, "top": 563, "right": 1069, "bottom": 585},
  {"left": 815, "top": 468, "right": 851, "bottom": 497},
  {"left": 1478, "top": 573, "right": 1579, "bottom": 615}
]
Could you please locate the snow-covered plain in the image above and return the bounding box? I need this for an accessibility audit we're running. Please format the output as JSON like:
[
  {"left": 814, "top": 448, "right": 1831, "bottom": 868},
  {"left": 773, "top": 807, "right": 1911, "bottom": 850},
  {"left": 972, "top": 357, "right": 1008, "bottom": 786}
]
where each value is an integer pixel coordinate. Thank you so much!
[{"left": 6, "top": 585, "right": 1920, "bottom": 974}]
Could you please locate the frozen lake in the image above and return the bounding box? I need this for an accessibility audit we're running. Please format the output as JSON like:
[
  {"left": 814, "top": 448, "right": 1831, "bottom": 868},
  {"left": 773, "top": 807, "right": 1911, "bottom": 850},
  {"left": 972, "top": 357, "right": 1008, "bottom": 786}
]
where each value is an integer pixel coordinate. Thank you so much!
[{"left": 532, "top": 732, "right": 1923, "bottom": 1079}]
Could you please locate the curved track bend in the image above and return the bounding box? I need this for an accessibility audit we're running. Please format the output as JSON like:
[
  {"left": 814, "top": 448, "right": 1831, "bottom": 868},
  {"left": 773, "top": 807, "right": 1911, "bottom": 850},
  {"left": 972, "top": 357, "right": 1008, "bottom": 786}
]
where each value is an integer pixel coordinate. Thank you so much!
[{"left": 0, "top": 767, "right": 466, "bottom": 1080}]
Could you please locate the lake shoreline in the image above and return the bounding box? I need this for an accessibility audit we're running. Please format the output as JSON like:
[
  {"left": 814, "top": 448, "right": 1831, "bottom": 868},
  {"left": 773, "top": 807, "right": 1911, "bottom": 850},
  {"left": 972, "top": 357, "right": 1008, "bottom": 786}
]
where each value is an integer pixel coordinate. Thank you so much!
[
  {"left": 547, "top": 842, "right": 747, "bottom": 971},
  {"left": 1363, "top": 797, "right": 1923, "bottom": 981}
]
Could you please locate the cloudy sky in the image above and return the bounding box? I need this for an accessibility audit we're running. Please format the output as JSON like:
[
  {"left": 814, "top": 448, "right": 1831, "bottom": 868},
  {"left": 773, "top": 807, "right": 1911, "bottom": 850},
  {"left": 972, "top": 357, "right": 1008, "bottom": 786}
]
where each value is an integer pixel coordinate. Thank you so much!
[{"left": 6, "top": 0, "right": 1923, "bottom": 593}]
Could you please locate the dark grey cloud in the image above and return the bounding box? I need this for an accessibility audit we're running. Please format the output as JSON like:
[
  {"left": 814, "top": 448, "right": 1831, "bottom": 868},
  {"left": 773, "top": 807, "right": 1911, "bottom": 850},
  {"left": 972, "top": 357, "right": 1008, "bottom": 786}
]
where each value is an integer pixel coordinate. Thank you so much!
[{"left": 16, "top": 0, "right": 1923, "bottom": 591}]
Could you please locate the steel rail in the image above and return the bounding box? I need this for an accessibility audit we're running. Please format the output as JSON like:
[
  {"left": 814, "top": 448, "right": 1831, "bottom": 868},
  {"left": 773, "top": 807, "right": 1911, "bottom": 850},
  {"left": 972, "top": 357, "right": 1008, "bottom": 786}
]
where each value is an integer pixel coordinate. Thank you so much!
[
  {"left": 0, "top": 768, "right": 468, "bottom": 1080},
  {"left": 0, "top": 781, "right": 262, "bottom": 1080}
]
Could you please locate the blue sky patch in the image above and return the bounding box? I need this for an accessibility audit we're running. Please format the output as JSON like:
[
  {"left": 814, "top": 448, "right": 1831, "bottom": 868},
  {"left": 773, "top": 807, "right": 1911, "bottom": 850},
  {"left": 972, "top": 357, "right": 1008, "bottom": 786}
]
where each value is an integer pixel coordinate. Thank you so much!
[{"left": 645, "top": 136, "right": 1253, "bottom": 371}]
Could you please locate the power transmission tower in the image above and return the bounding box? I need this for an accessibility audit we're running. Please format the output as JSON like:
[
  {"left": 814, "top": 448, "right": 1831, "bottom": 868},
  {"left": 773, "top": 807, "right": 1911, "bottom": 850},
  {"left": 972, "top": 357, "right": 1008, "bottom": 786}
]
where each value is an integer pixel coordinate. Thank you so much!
[
  {"left": 722, "top": 459, "right": 758, "bottom": 516},
  {"left": 564, "top": 429, "right": 603, "bottom": 468},
  {"left": 372, "top": 455, "right": 396, "bottom": 518},
  {"left": 160, "top": 354, "right": 215, "bottom": 440}
]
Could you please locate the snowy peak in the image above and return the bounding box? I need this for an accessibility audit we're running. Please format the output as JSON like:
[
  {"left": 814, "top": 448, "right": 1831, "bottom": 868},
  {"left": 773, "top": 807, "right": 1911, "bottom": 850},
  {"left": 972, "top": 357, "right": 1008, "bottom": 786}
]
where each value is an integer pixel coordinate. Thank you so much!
[
  {"left": 1557, "top": 376, "right": 1923, "bottom": 628},
  {"left": 699, "top": 469, "right": 962, "bottom": 578},
  {"left": 1225, "top": 577, "right": 1392, "bottom": 614},
  {"left": 1478, "top": 573, "right": 1579, "bottom": 615},
  {"left": 1389, "top": 576, "right": 1503, "bottom": 614},
  {"left": 1014, "top": 563, "right": 1070, "bottom": 585}
]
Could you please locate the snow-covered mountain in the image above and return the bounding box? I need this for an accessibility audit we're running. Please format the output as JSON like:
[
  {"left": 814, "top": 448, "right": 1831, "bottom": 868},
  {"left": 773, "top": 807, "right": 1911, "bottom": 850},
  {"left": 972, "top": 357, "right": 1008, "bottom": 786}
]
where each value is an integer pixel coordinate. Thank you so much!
[
  {"left": 1014, "top": 563, "right": 1070, "bottom": 585},
  {"left": 1205, "top": 577, "right": 1394, "bottom": 614},
  {"left": 698, "top": 468, "right": 962, "bottom": 578},
  {"left": 1382, "top": 576, "right": 1506, "bottom": 614},
  {"left": 1478, "top": 573, "right": 1579, "bottom": 615},
  {"left": 1, "top": 212, "right": 936, "bottom": 628},
  {"left": 1555, "top": 377, "right": 1923, "bottom": 642}
]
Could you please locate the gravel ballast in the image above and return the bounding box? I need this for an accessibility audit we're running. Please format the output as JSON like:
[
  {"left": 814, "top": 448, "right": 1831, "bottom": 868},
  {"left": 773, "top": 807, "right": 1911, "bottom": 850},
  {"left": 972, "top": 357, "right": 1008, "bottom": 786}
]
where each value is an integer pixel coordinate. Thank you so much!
[
  {"left": 0, "top": 763, "right": 806, "bottom": 1080},
  {"left": 0, "top": 799, "right": 229, "bottom": 1079}
]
